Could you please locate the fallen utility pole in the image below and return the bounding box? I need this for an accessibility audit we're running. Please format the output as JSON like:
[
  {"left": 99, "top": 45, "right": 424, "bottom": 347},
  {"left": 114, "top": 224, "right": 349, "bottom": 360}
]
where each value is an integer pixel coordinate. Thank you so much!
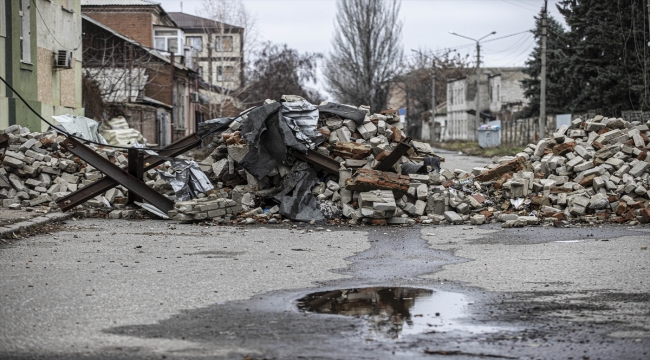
[{"left": 56, "top": 133, "right": 203, "bottom": 212}]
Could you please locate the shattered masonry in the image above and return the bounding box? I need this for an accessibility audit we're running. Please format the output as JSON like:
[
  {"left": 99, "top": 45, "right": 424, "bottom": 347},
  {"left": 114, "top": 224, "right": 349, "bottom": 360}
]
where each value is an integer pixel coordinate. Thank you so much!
[{"left": 1, "top": 101, "right": 650, "bottom": 227}]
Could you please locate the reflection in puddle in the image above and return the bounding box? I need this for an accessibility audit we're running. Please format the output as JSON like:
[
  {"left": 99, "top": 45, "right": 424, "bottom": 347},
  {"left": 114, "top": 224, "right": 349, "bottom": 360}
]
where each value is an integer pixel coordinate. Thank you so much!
[{"left": 297, "top": 287, "right": 503, "bottom": 339}]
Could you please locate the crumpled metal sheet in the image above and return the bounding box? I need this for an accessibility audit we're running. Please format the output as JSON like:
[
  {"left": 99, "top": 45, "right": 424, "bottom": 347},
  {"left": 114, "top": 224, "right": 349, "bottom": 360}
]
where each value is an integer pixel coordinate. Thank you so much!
[
  {"left": 274, "top": 161, "right": 324, "bottom": 222},
  {"left": 281, "top": 100, "right": 324, "bottom": 150},
  {"left": 156, "top": 159, "right": 214, "bottom": 201},
  {"left": 51, "top": 114, "right": 108, "bottom": 144},
  {"left": 198, "top": 117, "right": 236, "bottom": 132},
  {"left": 318, "top": 102, "right": 367, "bottom": 125}
]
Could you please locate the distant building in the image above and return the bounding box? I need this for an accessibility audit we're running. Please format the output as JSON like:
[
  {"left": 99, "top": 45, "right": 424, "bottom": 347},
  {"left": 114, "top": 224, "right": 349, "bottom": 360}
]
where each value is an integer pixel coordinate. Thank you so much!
[
  {"left": 81, "top": 0, "right": 185, "bottom": 57},
  {"left": 82, "top": 14, "right": 200, "bottom": 145},
  {"left": 168, "top": 12, "right": 244, "bottom": 90},
  {"left": 445, "top": 67, "right": 528, "bottom": 141},
  {"left": 1, "top": 0, "right": 84, "bottom": 132},
  {"left": 81, "top": 0, "right": 208, "bottom": 143}
]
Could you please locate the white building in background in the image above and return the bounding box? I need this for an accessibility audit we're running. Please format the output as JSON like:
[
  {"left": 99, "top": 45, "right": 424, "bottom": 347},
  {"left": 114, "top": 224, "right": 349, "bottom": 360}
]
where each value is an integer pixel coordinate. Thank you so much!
[{"left": 445, "top": 67, "right": 528, "bottom": 141}]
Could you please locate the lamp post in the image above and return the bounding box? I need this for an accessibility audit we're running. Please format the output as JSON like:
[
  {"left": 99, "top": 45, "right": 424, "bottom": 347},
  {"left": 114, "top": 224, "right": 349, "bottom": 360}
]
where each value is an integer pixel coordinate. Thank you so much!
[{"left": 449, "top": 31, "right": 496, "bottom": 141}]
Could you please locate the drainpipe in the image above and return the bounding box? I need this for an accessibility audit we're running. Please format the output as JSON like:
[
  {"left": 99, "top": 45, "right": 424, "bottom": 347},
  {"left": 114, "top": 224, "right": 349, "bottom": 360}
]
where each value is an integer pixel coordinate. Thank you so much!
[{"left": 170, "top": 53, "right": 175, "bottom": 142}]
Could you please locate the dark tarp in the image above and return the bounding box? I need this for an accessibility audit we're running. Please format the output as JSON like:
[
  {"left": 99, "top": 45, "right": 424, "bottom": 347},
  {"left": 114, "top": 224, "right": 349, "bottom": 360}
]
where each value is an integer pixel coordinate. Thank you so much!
[
  {"left": 239, "top": 102, "right": 287, "bottom": 180},
  {"left": 274, "top": 161, "right": 324, "bottom": 222},
  {"left": 318, "top": 102, "right": 367, "bottom": 125},
  {"left": 401, "top": 156, "right": 441, "bottom": 175},
  {"left": 198, "top": 117, "right": 236, "bottom": 133}
]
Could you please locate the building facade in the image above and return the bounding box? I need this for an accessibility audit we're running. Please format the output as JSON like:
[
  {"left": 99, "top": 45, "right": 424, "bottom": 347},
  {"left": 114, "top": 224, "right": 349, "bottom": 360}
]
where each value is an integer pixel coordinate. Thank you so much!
[
  {"left": 82, "top": 15, "right": 200, "bottom": 145},
  {"left": 445, "top": 67, "right": 528, "bottom": 141},
  {"left": 168, "top": 12, "right": 244, "bottom": 90},
  {"left": 81, "top": 1, "right": 205, "bottom": 143},
  {"left": 1, "top": 0, "right": 84, "bottom": 132}
]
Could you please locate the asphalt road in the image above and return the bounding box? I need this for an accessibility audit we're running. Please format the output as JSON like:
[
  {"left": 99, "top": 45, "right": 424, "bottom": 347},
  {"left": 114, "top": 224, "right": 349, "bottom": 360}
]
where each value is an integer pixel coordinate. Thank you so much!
[{"left": 1, "top": 148, "right": 648, "bottom": 360}]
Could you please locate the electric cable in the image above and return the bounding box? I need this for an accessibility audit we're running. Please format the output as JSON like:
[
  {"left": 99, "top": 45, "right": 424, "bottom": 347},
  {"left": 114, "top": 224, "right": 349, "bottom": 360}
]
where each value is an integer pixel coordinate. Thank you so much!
[
  {"left": 0, "top": 73, "right": 257, "bottom": 152},
  {"left": 32, "top": 0, "right": 83, "bottom": 51}
]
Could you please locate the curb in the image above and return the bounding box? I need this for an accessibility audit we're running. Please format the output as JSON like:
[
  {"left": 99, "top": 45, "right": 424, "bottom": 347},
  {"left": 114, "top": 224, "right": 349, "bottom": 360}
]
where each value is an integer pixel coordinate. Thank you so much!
[{"left": 0, "top": 212, "right": 73, "bottom": 240}]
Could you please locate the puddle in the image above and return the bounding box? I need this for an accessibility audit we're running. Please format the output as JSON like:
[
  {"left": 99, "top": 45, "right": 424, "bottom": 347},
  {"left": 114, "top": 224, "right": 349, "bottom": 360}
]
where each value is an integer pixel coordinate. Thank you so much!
[
  {"left": 297, "top": 287, "right": 504, "bottom": 339},
  {"left": 554, "top": 240, "right": 585, "bottom": 243}
]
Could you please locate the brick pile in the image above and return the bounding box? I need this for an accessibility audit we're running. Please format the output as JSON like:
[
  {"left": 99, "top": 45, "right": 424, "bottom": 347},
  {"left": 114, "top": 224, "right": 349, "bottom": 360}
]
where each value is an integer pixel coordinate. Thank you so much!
[
  {"left": 3, "top": 106, "right": 649, "bottom": 227},
  {"left": 0, "top": 125, "right": 133, "bottom": 214}
]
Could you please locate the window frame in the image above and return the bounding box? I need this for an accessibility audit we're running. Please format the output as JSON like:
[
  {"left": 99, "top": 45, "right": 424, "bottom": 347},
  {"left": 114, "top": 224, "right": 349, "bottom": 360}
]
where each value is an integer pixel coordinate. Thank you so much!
[
  {"left": 216, "top": 66, "right": 223, "bottom": 82},
  {"left": 186, "top": 36, "right": 203, "bottom": 53},
  {"left": 153, "top": 28, "right": 183, "bottom": 55},
  {"left": 19, "top": 0, "right": 32, "bottom": 64},
  {"left": 214, "top": 35, "right": 233, "bottom": 52}
]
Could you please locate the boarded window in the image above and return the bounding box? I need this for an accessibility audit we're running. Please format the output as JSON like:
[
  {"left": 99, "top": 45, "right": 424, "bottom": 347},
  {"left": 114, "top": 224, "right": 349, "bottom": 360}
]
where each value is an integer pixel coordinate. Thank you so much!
[
  {"left": 215, "top": 36, "right": 233, "bottom": 52},
  {"left": 224, "top": 66, "right": 235, "bottom": 81}
]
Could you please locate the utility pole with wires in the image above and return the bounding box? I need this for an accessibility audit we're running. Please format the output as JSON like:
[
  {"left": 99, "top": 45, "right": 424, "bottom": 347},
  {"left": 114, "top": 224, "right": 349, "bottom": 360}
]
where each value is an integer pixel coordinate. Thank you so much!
[
  {"left": 449, "top": 31, "right": 496, "bottom": 141},
  {"left": 539, "top": 0, "right": 548, "bottom": 138}
]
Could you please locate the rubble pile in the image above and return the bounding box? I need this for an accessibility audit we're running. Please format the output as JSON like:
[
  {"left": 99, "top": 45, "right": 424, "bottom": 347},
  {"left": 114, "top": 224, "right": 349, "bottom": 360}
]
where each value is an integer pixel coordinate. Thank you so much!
[
  {"left": 179, "top": 106, "right": 650, "bottom": 226},
  {"left": 0, "top": 124, "right": 144, "bottom": 215},
  {"left": 1, "top": 99, "right": 649, "bottom": 227}
]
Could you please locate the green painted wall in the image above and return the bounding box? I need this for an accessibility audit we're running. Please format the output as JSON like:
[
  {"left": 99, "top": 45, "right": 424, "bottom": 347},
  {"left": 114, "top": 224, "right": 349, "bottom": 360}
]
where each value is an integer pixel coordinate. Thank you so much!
[
  {"left": 1, "top": 0, "right": 84, "bottom": 132},
  {"left": 2, "top": 0, "right": 41, "bottom": 131}
]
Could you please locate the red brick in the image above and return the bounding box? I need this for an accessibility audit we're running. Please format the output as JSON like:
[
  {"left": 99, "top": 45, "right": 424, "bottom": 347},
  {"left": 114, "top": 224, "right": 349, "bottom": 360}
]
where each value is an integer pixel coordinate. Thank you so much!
[
  {"left": 474, "top": 157, "right": 528, "bottom": 182},
  {"left": 579, "top": 174, "right": 596, "bottom": 187},
  {"left": 345, "top": 169, "right": 410, "bottom": 195},
  {"left": 333, "top": 142, "right": 371, "bottom": 160},
  {"left": 639, "top": 208, "right": 650, "bottom": 224},
  {"left": 553, "top": 142, "right": 575, "bottom": 156},
  {"left": 390, "top": 126, "right": 405, "bottom": 142}
]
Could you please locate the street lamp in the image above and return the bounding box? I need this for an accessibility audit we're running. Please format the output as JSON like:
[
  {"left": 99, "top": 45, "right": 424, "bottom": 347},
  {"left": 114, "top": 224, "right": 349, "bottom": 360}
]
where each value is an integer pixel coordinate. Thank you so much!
[{"left": 449, "top": 31, "right": 496, "bottom": 141}]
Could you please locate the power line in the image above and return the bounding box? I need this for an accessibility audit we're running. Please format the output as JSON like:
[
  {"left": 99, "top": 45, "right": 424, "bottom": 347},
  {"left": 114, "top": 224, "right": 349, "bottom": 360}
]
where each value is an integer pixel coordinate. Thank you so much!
[{"left": 32, "top": 0, "right": 82, "bottom": 51}]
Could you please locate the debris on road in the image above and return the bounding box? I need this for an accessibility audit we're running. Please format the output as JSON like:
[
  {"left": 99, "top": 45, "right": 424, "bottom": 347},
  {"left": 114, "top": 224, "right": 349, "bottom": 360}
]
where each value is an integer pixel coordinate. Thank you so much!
[{"left": 1, "top": 100, "right": 649, "bottom": 227}]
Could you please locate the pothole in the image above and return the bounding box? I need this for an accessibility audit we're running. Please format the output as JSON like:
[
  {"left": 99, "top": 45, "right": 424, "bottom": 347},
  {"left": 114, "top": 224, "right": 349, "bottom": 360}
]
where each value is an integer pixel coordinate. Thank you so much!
[{"left": 297, "top": 287, "right": 506, "bottom": 339}]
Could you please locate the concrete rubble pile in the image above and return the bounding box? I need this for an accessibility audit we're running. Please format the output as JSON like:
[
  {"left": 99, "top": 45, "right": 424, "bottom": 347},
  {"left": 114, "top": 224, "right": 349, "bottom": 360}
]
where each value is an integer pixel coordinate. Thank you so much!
[
  {"left": 2, "top": 102, "right": 649, "bottom": 227},
  {"left": 179, "top": 107, "right": 650, "bottom": 226},
  {"left": 0, "top": 124, "right": 151, "bottom": 217}
]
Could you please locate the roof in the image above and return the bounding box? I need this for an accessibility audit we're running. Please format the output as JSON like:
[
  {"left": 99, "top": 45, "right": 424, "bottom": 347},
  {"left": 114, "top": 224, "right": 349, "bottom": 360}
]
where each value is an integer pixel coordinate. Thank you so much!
[
  {"left": 81, "top": 0, "right": 160, "bottom": 5},
  {"left": 168, "top": 12, "right": 242, "bottom": 31},
  {"left": 82, "top": 14, "right": 191, "bottom": 72}
]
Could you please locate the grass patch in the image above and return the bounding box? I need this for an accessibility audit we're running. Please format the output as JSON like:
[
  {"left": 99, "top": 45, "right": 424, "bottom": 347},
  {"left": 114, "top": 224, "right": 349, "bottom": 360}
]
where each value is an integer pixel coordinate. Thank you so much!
[{"left": 431, "top": 141, "right": 524, "bottom": 158}]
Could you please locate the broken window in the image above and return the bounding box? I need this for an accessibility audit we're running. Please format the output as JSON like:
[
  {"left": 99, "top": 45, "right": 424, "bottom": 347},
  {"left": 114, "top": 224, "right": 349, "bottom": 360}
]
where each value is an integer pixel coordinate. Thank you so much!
[
  {"left": 224, "top": 66, "right": 235, "bottom": 81},
  {"left": 186, "top": 36, "right": 202, "bottom": 52},
  {"left": 216, "top": 66, "right": 223, "bottom": 82},
  {"left": 215, "top": 36, "right": 233, "bottom": 52}
]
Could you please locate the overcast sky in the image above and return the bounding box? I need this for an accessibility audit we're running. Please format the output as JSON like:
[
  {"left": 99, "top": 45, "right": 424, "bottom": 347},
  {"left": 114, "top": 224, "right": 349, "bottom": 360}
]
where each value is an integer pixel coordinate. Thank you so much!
[{"left": 157, "top": 0, "right": 565, "bottom": 96}]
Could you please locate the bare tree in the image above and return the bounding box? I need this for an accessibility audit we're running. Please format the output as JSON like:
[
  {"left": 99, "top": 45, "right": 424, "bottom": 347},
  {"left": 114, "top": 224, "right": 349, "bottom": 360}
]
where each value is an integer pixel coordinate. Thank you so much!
[
  {"left": 82, "top": 24, "right": 169, "bottom": 120},
  {"left": 392, "top": 49, "right": 472, "bottom": 131},
  {"left": 324, "top": 0, "right": 403, "bottom": 113},
  {"left": 243, "top": 42, "right": 323, "bottom": 106},
  {"left": 198, "top": 0, "right": 258, "bottom": 117}
]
